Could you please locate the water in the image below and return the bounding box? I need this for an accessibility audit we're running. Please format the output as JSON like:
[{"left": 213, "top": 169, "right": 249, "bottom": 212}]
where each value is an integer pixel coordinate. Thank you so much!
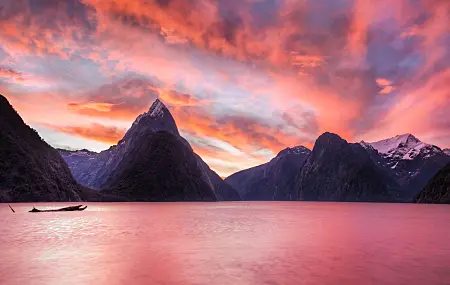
[{"left": 1, "top": 202, "right": 450, "bottom": 285}]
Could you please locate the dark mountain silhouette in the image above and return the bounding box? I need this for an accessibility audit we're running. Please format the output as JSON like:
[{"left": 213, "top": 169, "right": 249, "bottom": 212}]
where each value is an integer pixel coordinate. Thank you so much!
[
  {"left": 294, "top": 133, "right": 398, "bottom": 202},
  {"left": 60, "top": 99, "right": 240, "bottom": 201},
  {"left": 226, "top": 146, "right": 310, "bottom": 200},
  {"left": 0, "top": 94, "right": 85, "bottom": 202},
  {"left": 101, "top": 131, "right": 216, "bottom": 201},
  {"left": 414, "top": 162, "right": 450, "bottom": 204}
]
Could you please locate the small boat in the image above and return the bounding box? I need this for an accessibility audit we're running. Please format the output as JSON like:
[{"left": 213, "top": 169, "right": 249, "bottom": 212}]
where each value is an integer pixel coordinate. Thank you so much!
[{"left": 29, "top": 205, "right": 87, "bottom": 213}]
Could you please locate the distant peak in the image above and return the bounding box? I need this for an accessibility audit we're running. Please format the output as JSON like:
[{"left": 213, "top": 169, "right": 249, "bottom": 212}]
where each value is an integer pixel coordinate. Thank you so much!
[
  {"left": 397, "top": 133, "right": 420, "bottom": 143},
  {"left": 277, "top": 146, "right": 311, "bottom": 157},
  {"left": 317, "top": 132, "right": 346, "bottom": 143},
  {"left": 369, "top": 133, "right": 423, "bottom": 153},
  {"left": 367, "top": 133, "right": 438, "bottom": 160},
  {"left": 311, "top": 132, "right": 348, "bottom": 152}
]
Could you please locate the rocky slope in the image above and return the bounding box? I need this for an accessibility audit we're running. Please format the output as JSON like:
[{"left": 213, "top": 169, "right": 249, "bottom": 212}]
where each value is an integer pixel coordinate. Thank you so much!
[
  {"left": 226, "top": 146, "right": 310, "bottom": 200},
  {"left": 361, "top": 134, "right": 450, "bottom": 199},
  {"left": 0, "top": 94, "right": 84, "bottom": 202},
  {"left": 294, "top": 133, "right": 398, "bottom": 202},
  {"left": 101, "top": 131, "right": 217, "bottom": 201},
  {"left": 60, "top": 99, "right": 240, "bottom": 201},
  {"left": 414, "top": 162, "right": 450, "bottom": 204}
]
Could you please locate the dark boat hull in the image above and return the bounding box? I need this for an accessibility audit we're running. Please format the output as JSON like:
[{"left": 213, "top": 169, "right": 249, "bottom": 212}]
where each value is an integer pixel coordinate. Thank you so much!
[{"left": 29, "top": 205, "right": 87, "bottom": 213}]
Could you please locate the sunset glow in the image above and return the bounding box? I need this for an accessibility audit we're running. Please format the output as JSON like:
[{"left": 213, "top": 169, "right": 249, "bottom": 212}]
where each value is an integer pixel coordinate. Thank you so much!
[{"left": 1, "top": 0, "right": 449, "bottom": 176}]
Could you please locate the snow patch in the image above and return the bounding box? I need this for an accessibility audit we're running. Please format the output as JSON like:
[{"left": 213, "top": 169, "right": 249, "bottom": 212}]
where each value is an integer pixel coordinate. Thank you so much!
[
  {"left": 149, "top": 99, "right": 166, "bottom": 117},
  {"left": 130, "top": 99, "right": 167, "bottom": 128},
  {"left": 369, "top": 134, "right": 420, "bottom": 155},
  {"left": 367, "top": 134, "right": 440, "bottom": 161}
]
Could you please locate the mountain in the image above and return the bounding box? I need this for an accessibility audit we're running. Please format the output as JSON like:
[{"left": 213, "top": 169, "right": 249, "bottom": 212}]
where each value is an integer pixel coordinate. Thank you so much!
[
  {"left": 101, "top": 131, "right": 217, "bottom": 201},
  {"left": 60, "top": 99, "right": 180, "bottom": 189},
  {"left": 0, "top": 95, "right": 84, "bottom": 202},
  {"left": 294, "top": 133, "right": 398, "bottom": 202},
  {"left": 57, "top": 149, "right": 98, "bottom": 187},
  {"left": 444, "top": 149, "right": 450, "bottom": 156},
  {"left": 361, "top": 134, "right": 450, "bottom": 199},
  {"left": 414, "top": 162, "right": 450, "bottom": 204},
  {"left": 60, "top": 99, "right": 240, "bottom": 201},
  {"left": 225, "top": 146, "right": 310, "bottom": 200}
]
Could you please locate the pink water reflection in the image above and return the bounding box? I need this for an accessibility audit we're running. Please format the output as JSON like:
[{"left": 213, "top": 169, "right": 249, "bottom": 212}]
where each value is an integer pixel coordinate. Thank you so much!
[{"left": 1, "top": 202, "right": 450, "bottom": 285}]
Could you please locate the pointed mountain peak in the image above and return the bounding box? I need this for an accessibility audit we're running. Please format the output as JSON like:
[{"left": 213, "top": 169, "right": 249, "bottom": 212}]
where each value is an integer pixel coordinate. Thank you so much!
[
  {"left": 148, "top": 98, "right": 167, "bottom": 117},
  {"left": 122, "top": 99, "right": 179, "bottom": 141},
  {"left": 131, "top": 99, "right": 170, "bottom": 126},
  {"left": 398, "top": 133, "right": 420, "bottom": 144}
]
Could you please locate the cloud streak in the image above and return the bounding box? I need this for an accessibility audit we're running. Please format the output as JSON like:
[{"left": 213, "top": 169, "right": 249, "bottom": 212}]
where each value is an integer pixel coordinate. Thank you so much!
[{"left": 45, "top": 123, "right": 127, "bottom": 144}]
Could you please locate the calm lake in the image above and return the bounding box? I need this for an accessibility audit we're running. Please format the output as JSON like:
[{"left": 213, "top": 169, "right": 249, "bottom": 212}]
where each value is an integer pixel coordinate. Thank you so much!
[{"left": 1, "top": 202, "right": 450, "bottom": 285}]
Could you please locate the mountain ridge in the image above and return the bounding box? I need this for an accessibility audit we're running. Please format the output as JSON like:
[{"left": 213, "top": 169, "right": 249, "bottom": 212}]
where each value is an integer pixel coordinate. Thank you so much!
[
  {"left": 414, "top": 162, "right": 450, "bottom": 204},
  {"left": 225, "top": 145, "right": 311, "bottom": 200}
]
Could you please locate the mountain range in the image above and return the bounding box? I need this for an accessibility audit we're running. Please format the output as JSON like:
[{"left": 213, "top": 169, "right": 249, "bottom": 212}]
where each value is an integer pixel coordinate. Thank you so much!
[
  {"left": 1, "top": 93, "right": 449, "bottom": 203},
  {"left": 227, "top": 133, "right": 450, "bottom": 202}
]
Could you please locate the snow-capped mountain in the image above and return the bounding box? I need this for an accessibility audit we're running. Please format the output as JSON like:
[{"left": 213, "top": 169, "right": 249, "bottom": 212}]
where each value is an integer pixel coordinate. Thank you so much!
[
  {"left": 444, "top": 149, "right": 450, "bottom": 156},
  {"left": 367, "top": 134, "right": 441, "bottom": 162},
  {"left": 361, "top": 134, "right": 450, "bottom": 199},
  {"left": 60, "top": 99, "right": 240, "bottom": 201}
]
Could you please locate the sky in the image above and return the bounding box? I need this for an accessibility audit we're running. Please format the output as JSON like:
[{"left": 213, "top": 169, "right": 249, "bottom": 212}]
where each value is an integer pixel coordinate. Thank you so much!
[{"left": 0, "top": 0, "right": 449, "bottom": 177}]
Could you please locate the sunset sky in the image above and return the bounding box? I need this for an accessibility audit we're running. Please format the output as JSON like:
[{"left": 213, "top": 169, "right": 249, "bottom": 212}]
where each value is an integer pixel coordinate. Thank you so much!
[{"left": 0, "top": 0, "right": 449, "bottom": 177}]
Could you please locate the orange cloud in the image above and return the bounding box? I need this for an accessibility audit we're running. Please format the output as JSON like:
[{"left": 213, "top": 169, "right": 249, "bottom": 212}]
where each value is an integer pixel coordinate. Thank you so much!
[
  {"left": 376, "top": 78, "right": 392, "bottom": 86},
  {"left": 379, "top": 85, "right": 394, "bottom": 95},
  {"left": 290, "top": 53, "right": 327, "bottom": 68},
  {"left": 68, "top": 102, "right": 117, "bottom": 113},
  {"left": 376, "top": 78, "right": 394, "bottom": 94},
  {"left": 45, "top": 123, "right": 127, "bottom": 144},
  {"left": 172, "top": 106, "right": 309, "bottom": 154},
  {"left": 155, "top": 88, "right": 204, "bottom": 106},
  {"left": 67, "top": 103, "right": 144, "bottom": 121}
]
